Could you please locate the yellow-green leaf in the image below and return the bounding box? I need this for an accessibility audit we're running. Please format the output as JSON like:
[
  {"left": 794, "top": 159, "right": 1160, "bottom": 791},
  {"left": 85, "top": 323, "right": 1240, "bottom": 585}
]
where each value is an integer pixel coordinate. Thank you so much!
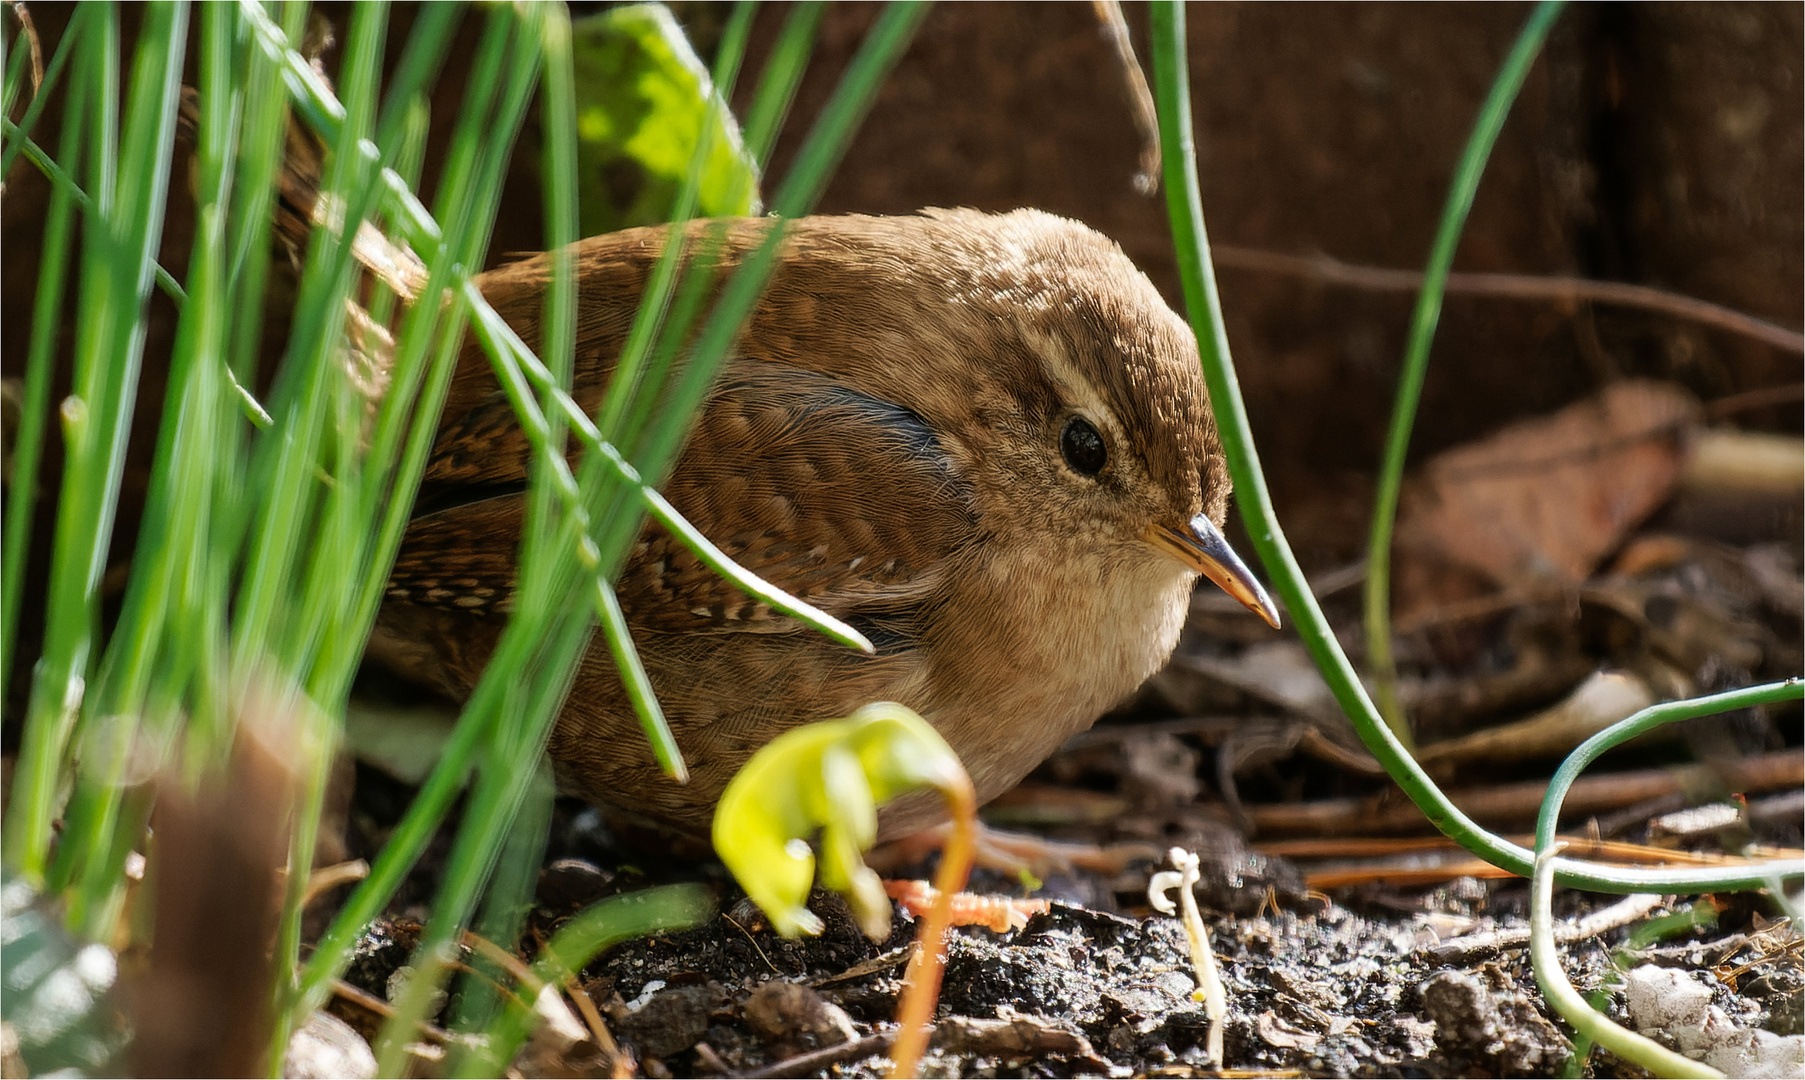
[{"left": 711, "top": 703, "right": 968, "bottom": 940}]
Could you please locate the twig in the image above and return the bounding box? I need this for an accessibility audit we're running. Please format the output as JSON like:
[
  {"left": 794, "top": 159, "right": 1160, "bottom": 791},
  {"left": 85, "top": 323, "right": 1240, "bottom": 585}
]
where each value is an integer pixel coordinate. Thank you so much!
[
  {"left": 694, "top": 1041, "right": 738, "bottom": 1077},
  {"left": 1211, "top": 245, "right": 1805, "bottom": 355},
  {"left": 1704, "top": 382, "right": 1805, "bottom": 420},
  {"left": 933, "top": 1016, "right": 1113, "bottom": 1072},
  {"left": 743, "top": 1031, "right": 895, "bottom": 1080},
  {"left": 330, "top": 978, "right": 456, "bottom": 1045},
  {"left": 1091, "top": 0, "right": 1160, "bottom": 195},
  {"left": 722, "top": 911, "right": 783, "bottom": 976},
  {"left": 1424, "top": 891, "right": 1664, "bottom": 963},
  {"left": 7, "top": 2, "right": 42, "bottom": 96},
  {"left": 564, "top": 975, "right": 622, "bottom": 1064},
  {"left": 301, "top": 858, "right": 370, "bottom": 907}
]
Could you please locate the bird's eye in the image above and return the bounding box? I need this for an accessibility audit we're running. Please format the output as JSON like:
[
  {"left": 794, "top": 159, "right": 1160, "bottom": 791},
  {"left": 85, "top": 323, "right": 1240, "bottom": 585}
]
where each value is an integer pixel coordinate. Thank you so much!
[{"left": 1060, "top": 416, "right": 1107, "bottom": 477}]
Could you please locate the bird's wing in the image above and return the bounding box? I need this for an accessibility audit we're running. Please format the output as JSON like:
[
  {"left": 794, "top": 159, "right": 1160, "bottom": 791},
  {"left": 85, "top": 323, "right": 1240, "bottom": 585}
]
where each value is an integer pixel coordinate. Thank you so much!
[{"left": 387, "top": 360, "right": 981, "bottom": 640}]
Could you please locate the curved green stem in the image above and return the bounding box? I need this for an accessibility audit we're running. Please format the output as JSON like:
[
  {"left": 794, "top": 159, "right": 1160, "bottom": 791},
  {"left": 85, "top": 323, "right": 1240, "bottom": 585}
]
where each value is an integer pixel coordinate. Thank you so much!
[
  {"left": 1363, "top": 1, "right": 1564, "bottom": 746},
  {"left": 1147, "top": 1, "right": 1803, "bottom": 894},
  {"left": 1531, "top": 848, "right": 1720, "bottom": 1078},
  {"left": 1527, "top": 684, "right": 1805, "bottom": 1078},
  {"left": 1533, "top": 681, "right": 1803, "bottom": 854}
]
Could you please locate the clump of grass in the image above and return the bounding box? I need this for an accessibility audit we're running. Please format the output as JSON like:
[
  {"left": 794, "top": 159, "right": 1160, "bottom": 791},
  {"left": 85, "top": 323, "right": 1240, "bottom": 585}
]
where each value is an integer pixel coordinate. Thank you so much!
[{"left": 2, "top": 1, "right": 923, "bottom": 1070}]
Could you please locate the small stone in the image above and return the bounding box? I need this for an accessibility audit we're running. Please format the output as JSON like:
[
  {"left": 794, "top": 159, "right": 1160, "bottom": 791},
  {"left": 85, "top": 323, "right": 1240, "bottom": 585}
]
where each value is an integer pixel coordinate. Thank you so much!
[
  {"left": 743, "top": 980, "right": 857, "bottom": 1056},
  {"left": 1420, "top": 969, "right": 1568, "bottom": 1073},
  {"left": 536, "top": 858, "right": 614, "bottom": 912},
  {"left": 1624, "top": 964, "right": 1712, "bottom": 1034},
  {"left": 612, "top": 981, "right": 726, "bottom": 1059},
  {"left": 284, "top": 1011, "right": 376, "bottom": 1080}
]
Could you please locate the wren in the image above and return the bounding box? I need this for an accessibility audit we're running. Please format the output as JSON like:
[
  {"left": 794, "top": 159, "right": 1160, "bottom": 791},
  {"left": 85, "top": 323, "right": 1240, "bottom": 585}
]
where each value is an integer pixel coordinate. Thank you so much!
[{"left": 369, "top": 209, "right": 1277, "bottom": 837}]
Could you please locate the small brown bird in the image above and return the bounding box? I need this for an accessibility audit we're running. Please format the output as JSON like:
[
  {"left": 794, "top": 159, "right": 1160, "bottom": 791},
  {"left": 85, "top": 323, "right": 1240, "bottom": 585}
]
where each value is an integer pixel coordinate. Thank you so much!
[{"left": 369, "top": 209, "right": 1278, "bottom": 837}]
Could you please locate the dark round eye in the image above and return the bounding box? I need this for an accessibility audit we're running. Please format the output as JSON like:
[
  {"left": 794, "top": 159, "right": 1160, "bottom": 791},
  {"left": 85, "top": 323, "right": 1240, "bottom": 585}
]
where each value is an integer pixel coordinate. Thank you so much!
[{"left": 1060, "top": 416, "right": 1107, "bottom": 476}]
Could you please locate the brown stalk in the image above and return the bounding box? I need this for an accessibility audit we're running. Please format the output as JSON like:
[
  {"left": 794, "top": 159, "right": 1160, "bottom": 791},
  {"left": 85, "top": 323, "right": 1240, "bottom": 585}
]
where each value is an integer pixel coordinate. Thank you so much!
[{"left": 886, "top": 773, "right": 979, "bottom": 1080}]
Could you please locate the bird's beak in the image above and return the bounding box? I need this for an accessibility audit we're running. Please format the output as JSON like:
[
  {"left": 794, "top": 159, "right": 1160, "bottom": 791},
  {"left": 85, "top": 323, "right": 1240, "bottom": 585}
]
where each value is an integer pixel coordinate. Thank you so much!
[{"left": 1144, "top": 513, "right": 1281, "bottom": 629}]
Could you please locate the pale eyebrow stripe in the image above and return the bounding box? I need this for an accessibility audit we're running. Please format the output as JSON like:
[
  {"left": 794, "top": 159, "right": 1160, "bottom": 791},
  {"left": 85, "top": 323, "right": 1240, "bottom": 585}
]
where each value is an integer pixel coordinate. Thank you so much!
[{"left": 1019, "top": 322, "right": 1124, "bottom": 447}]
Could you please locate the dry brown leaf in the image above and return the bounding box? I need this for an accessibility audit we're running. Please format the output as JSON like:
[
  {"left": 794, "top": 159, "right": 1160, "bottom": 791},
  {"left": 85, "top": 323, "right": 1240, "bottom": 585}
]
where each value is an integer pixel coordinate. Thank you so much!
[{"left": 1395, "top": 380, "right": 1701, "bottom": 618}]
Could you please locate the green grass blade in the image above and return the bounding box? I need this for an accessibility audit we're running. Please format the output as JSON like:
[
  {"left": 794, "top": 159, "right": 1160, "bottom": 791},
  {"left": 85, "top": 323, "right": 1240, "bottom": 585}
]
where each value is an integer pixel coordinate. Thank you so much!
[
  {"left": 1361, "top": 1, "right": 1564, "bottom": 745},
  {"left": 445, "top": 764, "right": 555, "bottom": 1051},
  {"left": 0, "top": 122, "right": 187, "bottom": 306},
  {"left": 596, "top": 0, "right": 755, "bottom": 445},
  {"left": 57, "top": 0, "right": 246, "bottom": 932},
  {"left": 6, "top": 2, "right": 187, "bottom": 885},
  {"left": 592, "top": 576, "right": 683, "bottom": 779},
  {"left": 295, "top": 1, "right": 546, "bottom": 1024},
  {"left": 0, "top": 2, "right": 92, "bottom": 178},
  {"left": 372, "top": 2, "right": 462, "bottom": 151},
  {"left": 740, "top": 1, "right": 824, "bottom": 170},
  {"left": 0, "top": 20, "right": 92, "bottom": 710},
  {"left": 630, "top": 0, "right": 929, "bottom": 480}
]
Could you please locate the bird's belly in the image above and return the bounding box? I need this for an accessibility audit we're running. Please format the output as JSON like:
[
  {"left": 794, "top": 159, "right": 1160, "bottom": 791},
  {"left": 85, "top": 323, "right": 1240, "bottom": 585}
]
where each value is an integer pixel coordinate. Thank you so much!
[
  {"left": 909, "top": 549, "right": 1197, "bottom": 813},
  {"left": 549, "top": 572, "right": 1192, "bottom": 839}
]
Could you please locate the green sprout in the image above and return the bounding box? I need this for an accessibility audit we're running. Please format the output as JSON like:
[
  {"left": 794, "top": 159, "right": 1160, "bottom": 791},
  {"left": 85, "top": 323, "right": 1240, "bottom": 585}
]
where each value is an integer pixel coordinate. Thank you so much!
[
  {"left": 714, "top": 702, "right": 968, "bottom": 939},
  {"left": 712, "top": 702, "right": 978, "bottom": 1078}
]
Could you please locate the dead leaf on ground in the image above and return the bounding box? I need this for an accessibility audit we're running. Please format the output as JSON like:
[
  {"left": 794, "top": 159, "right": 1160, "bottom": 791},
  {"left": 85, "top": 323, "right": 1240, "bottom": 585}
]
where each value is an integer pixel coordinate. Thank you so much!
[{"left": 1395, "top": 380, "right": 1701, "bottom": 620}]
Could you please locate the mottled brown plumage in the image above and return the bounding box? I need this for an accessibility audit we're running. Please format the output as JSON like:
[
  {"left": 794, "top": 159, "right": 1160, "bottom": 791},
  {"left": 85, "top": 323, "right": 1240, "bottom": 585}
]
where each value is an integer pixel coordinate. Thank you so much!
[{"left": 369, "top": 209, "right": 1276, "bottom": 837}]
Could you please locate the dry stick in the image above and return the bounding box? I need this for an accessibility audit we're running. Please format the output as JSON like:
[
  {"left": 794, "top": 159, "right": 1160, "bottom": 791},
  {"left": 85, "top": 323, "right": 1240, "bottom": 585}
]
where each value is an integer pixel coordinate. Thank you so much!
[
  {"left": 745, "top": 1032, "right": 896, "bottom": 1080},
  {"left": 1704, "top": 382, "right": 1805, "bottom": 420},
  {"left": 1286, "top": 837, "right": 1802, "bottom": 890},
  {"left": 301, "top": 858, "right": 371, "bottom": 907},
  {"left": 692, "top": 1042, "right": 736, "bottom": 1076},
  {"left": 1212, "top": 245, "right": 1805, "bottom": 355},
  {"left": 1255, "top": 833, "right": 1780, "bottom": 862},
  {"left": 1425, "top": 891, "right": 1664, "bottom": 963},
  {"left": 7, "top": 1, "right": 43, "bottom": 94},
  {"left": 563, "top": 976, "right": 622, "bottom": 1062},
  {"left": 330, "top": 978, "right": 457, "bottom": 1045},
  {"left": 1271, "top": 833, "right": 1803, "bottom": 873},
  {"left": 1091, "top": 0, "right": 1161, "bottom": 195},
  {"left": 1249, "top": 749, "right": 1803, "bottom": 837}
]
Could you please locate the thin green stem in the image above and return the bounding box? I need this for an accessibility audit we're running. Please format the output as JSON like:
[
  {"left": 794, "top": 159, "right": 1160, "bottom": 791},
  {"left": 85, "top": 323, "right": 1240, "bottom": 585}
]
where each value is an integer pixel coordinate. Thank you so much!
[
  {"left": 446, "top": 766, "right": 556, "bottom": 1049},
  {"left": 0, "top": 122, "right": 188, "bottom": 304},
  {"left": 1146, "top": 1, "right": 1802, "bottom": 895},
  {"left": 0, "top": 28, "right": 91, "bottom": 711},
  {"left": 6, "top": 2, "right": 187, "bottom": 885},
  {"left": 464, "top": 281, "right": 876, "bottom": 654},
  {"left": 300, "top": 0, "right": 927, "bottom": 1033},
  {"left": 0, "top": 1, "right": 91, "bottom": 178},
  {"left": 1362, "top": 1, "right": 1564, "bottom": 745},
  {"left": 59, "top": 0, "right": 245, "bottom": 933},
  {"left": 1530, "top": 847, "right": 1721, "bottom": 1078},
  {"left": 740, "top": 1, "right": 824, "bottom": 171},
  {"left": 1533, "top": 681, "right": 1803, "bottom": 854},
  {"left": 1528, "top": 684, "right": 1802, "bottom": 1076},
  {"left": 592, "top": 577, "right": 681, "bottom": 779},
  {"left": 597, "top": 1, "right": 756, "bottom": 445}
]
